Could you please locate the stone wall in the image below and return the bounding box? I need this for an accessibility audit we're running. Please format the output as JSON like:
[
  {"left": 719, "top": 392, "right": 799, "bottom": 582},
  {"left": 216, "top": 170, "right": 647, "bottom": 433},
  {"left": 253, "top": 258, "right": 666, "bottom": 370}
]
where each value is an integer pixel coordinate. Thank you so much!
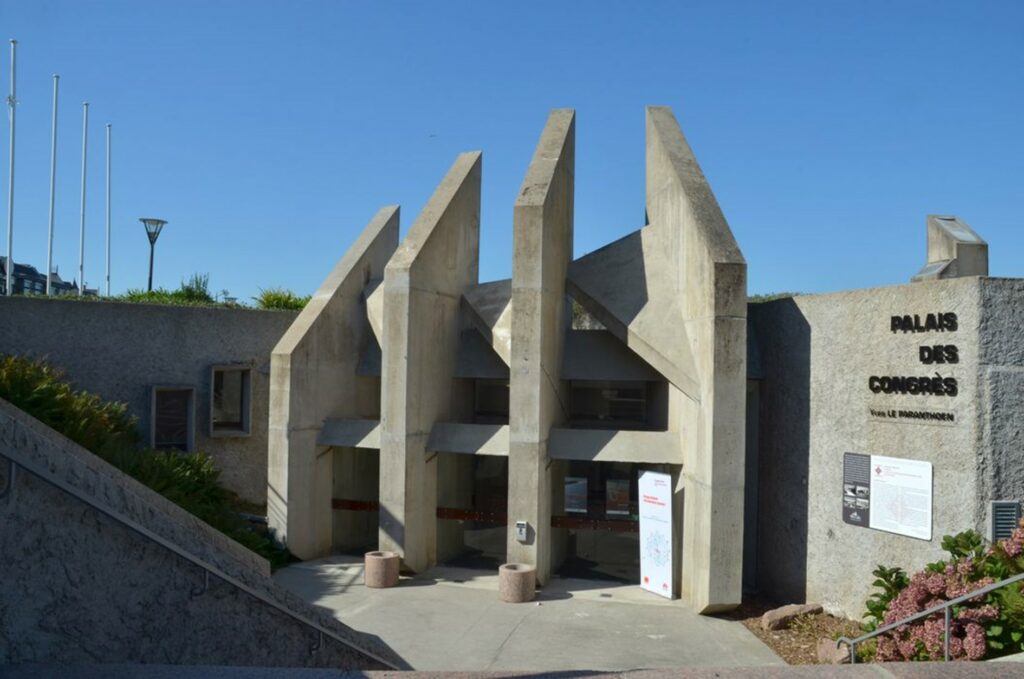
[
  {"left": 0, "top": 397, "right": 399, "bottom": 669},
  {"left": 750, "top": 277, "right": 1024, "bottom": 618},
  {"left": 0, "top": 297, "right": 297, "bottom": 504}
]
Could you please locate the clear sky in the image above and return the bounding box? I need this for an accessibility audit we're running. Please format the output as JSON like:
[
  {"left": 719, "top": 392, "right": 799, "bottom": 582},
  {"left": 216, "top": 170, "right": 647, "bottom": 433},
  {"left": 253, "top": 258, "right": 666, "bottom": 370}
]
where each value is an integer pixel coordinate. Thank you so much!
[{"left": 1, "top": 1, "right": 1021, "bottom": 301}]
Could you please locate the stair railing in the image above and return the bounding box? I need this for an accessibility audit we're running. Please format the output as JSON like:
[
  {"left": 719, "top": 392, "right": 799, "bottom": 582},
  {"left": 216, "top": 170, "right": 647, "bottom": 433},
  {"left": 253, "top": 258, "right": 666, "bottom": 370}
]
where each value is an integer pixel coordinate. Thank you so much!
[{"left": 836, "top": 571, "right": 1024, "bottom": 663}]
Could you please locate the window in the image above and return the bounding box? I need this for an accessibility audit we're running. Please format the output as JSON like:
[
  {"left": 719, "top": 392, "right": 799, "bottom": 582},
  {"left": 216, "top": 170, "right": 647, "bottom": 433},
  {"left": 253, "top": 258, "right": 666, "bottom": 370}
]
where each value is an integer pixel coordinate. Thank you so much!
[
  {"left": 210, "top": 365, "right": 252, "bottom": 436},
  {"left": 151, "top": 387, "right": 195, "bottom": 451},
  {"left": 569, "top": 381, "right": 649, "bottom": 430},
  {"left": 474, "top": 380, "right": 509, "bottom": 424}
]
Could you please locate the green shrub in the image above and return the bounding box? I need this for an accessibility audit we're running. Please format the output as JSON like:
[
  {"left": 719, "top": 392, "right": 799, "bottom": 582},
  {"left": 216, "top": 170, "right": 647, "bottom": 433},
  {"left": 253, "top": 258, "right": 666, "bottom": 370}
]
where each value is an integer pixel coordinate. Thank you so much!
[
  {"left": 254, "top": 287, "right": 310, "bottom": 310},
  {"left": 0, "top": 354, "right": 291, "bottom": 569}
]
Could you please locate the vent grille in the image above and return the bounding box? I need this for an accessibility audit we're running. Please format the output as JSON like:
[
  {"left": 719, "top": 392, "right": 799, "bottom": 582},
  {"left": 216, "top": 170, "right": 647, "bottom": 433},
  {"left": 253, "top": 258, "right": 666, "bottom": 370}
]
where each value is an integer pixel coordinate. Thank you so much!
[{"left": 991, "top": 501, "right": 1022, "bottom": 541}]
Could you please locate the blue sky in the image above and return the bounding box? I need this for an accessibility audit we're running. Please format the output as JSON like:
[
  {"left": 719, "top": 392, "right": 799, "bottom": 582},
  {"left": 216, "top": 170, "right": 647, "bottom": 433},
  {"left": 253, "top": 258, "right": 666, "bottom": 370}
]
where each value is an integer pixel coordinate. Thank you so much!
[{"left": 1, "top": 1, "right": 1021, "bottom": 300}]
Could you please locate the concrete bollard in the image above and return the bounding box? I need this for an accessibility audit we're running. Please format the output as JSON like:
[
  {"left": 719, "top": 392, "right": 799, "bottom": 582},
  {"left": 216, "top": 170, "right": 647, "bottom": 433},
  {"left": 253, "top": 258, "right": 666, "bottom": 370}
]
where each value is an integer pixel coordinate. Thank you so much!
[
  {"left": 498, "top": 563, "right": 536, "bottom": 603},
  {"left": 364, "top": 550, "right": 400, "bottom": 588}
]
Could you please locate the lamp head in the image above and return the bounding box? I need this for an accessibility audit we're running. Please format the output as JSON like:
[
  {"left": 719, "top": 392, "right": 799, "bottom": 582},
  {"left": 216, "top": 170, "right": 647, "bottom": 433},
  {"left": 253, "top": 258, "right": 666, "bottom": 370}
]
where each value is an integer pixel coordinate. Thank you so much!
[{"left": 140, "top": 218, "right": 167, "bottom": 245}]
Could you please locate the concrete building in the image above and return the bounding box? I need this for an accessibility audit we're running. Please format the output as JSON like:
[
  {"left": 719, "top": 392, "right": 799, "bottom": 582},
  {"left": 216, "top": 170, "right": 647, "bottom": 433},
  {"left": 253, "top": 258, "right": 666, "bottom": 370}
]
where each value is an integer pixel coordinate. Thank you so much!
[{"left": 268, "top": 107, "right": 747, "bottom": 613}]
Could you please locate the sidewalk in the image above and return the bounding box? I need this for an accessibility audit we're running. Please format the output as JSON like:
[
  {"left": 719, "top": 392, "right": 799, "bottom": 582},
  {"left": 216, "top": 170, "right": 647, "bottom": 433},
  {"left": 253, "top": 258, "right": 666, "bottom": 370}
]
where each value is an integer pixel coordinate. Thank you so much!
[{"left": 273, "top": 555, "right": 785, "bottom": 672}]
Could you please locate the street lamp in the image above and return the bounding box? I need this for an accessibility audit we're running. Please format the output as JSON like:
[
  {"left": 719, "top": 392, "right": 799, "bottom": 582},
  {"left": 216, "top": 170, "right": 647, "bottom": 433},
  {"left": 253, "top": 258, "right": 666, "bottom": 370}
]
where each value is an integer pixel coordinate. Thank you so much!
[{"left": 140, "top": 218, "right": 167, "bottom": 292}]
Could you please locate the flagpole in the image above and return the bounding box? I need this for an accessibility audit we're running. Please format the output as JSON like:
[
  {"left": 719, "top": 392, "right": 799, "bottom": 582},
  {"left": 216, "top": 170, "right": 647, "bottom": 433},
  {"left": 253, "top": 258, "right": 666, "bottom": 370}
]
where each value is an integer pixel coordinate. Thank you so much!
[
  {"left": 46, "top": 75, "right": 59, "bottom": 295},
  {"left": 78, "top": 101, "right": 88, "bottom": 296},
  {"left": 105, "top": 123, "right": 111, "bottom": 296},
  {"left": 5, "top": 39, "right": 16, "bottom": 297}
]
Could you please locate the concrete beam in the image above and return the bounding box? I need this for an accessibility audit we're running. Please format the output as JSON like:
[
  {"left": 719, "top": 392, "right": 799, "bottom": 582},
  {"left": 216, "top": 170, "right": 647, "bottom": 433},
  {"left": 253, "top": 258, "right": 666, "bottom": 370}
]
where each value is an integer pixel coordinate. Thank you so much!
[
  {"left": 318, "top": 418, "right": 381, "bottom": 449},
  {"left": 462, "top": 279, "right": 512, "bottom": 365},
  {"left": 508, "top": 108, "right": 575, "bottom": 584},
  {"left": 567, "top": 229, "right": 701, "bottom": 400},
  {"left": 268, "top": 206, "right": 399, "bottom": 560},
  {"left": 426, "top": 422, "right": 509, "bottom": 456},
  {"left": 363, "top": 278, "right": 384, "bottom": 344},
  {"left": 548, "top": 428, "right": 682, "bottom": 464},
  {"left": 379, "top": 152, "right": 481, "bottom": 573}
]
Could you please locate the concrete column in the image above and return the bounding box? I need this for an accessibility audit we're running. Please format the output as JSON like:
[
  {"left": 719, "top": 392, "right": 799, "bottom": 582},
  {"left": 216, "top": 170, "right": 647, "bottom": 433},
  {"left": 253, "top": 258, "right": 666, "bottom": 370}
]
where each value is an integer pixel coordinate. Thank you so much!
[
  {"left": 507, "top": 109, "right": 575, "bottom": 584},
  {"left": 379, "top": 153, "right": 481, "bottom": 573},
  {"left": 646, "top": 106, "right": 747, "bottom": 613},
  {"left": 267, "top": 207, "right": 399, "bottom": 560}
]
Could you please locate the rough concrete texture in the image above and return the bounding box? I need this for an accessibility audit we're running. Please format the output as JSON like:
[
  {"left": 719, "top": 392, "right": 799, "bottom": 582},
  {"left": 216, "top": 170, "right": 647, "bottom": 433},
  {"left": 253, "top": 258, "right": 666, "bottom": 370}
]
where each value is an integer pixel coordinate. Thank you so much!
[
  {"left": 749, "top": 276, "right": 1024, "bottom": 617},
  {"left": 274, "top": 556, "right": 784, "bottom": 672},
  {"left": 462, "top": 278, "right": 513, "bottom": 365},
  {"left": 498, "top": 563, "right": 537, "bottom": 602},
  {"left": 645, "top": 106, "right": 747, "bottom": 613},
  {"left": 268, "top": 206, "right": 399, "bottom": 560},
  {"left": 364, "top": 551, "right": 400, "bottom": 588},
  {"left": 0, "top": 296, "right": 297, "bottom": 504},
  {"left": 0, "top": 398, "right": 399, "bottom": 669},
  {"left": 508, "top": 109, "right": 576, "bottom": 583},
  {"left": 379, "top": 152, "right": 481, "bottom": 572}
]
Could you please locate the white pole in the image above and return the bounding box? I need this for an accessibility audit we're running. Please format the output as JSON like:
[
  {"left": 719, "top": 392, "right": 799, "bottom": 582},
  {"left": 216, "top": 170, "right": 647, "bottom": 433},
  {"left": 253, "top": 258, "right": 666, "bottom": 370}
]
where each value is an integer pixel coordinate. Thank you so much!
[
  {"left": 5, "top": 40, "right": 16, "bottom": 297},
  {"left": 78, "top": 101, "right": 88, "bottom": 296},
  {"left": 105, "top": 123, "right": 110, "bottom": 296},
  {"left": 46, "top": 75, "right": 59, "bottom": 295}
]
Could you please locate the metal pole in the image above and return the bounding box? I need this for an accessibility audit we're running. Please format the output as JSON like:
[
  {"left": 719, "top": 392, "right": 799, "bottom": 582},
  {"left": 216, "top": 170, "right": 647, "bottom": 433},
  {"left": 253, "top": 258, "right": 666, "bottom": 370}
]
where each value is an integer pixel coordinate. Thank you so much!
[
  {"left": 78, "top": 101, "right": 88, "bottom": 296},
  {"left": 105, "top": 123, "right": 110, "bottom": 296},
  {"left": 46, "top": 75, "right": 58, "bottom": 295},
  {"left": 944, "top": 605, "right": 950, "bottom": 661},
  {"left": 5, "top": 40, "right": 17, "bottom": 297},
  {"left": 148, "top": 240, "right": 154, "bottom": 292}
]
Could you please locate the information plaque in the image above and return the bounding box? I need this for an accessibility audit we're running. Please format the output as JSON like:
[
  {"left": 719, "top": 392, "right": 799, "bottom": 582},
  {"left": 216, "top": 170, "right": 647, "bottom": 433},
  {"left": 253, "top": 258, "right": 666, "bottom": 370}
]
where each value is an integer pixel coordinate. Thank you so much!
[{"left": 843, "top": 452, "right": 933, "bottom": 540}]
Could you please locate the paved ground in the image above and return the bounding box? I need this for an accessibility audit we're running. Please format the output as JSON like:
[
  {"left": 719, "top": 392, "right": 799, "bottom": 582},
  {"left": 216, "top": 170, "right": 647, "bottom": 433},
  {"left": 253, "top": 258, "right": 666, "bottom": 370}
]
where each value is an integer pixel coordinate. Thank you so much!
[{"left": 272, "top": 555, "right": 785, "bottom": 672}]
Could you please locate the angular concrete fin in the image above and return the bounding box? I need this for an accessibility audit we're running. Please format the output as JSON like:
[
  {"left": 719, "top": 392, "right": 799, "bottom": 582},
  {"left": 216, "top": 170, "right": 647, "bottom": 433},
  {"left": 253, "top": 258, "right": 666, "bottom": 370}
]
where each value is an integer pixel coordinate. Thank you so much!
[
  {"left": 386, "top": 151, "right": 482, "bottom": 291},
  {"left": 268, "top": 205, "right": 399, "bottom": 561},
  {"left": 567, "top": 229, "right": 702, "bottom": 401},
  {"left": 462, "top": 278, "right": 512, "bottom": 365},
  {"left": 363, "top": 278, "right": 384, "bottom": 345},
  {"left": 379, "top": 151, "right": 482, "bottom": 573},
  {"left": 646, "top": 106, "right": 745, "bottom": 296},
  {"left": 508, "top": 108, "right": 575, "bottom": 584},
  {"left": 645, "top": 106, "right": 747, "bottom": 614}
]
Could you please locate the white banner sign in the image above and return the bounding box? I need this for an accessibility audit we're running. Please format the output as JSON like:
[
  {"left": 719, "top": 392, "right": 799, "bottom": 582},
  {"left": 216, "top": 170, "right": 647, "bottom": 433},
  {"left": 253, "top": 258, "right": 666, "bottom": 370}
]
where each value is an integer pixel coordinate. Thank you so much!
[
  {"left": 638, "top": 471, "right": 674, "bottom": 599},
  {"left": 868, "top": 454, "right": 933, "bottom": 540}
]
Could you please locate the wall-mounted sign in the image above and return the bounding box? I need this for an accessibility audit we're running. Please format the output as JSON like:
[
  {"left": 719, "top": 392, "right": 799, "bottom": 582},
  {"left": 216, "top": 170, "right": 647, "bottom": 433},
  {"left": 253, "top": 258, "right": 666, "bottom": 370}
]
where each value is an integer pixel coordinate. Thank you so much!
[
  {"left": 843, "top": 452, "right": 932, "bottom": 540},
  {"left": 606, "top": 479, "right": 630, "bottom": 516},
  {"left": 639, "top": 471, "right": 674, "bottom": 599},
  {"left": 868, "top": 312, "right": 959, "bottom": 398},
  {"left": 565, "top": 476, "right": 588, "bottom": 514},
  {"left": 842, "top": 453, "right": 871, "bottom": 528}
]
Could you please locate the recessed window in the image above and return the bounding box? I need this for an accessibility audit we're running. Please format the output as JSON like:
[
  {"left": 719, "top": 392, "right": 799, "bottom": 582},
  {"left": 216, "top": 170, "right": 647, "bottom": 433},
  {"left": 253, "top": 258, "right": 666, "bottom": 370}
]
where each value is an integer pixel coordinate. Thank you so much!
[
  {"left": 210, "top": 366, "right": 252, "bottom": 437},
  {"left": 570, "top": 381, "right": 649, "bottom": 430},
  {"left": 474, "top": 379, "right": 509, "bottom": 424},
  {"left": 152, "top": 387, "right": 195, "bottom": 451}
]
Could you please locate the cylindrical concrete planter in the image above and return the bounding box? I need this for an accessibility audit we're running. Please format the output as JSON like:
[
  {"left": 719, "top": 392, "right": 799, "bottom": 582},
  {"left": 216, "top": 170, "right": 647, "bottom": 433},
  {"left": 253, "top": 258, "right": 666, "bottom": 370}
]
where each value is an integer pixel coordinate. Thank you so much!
[
  {"left": 498, "top": 563, "right": 536, "bottom": 603},
  {"left": 364, "top": 550, "right": 400, "bottom": 589}
]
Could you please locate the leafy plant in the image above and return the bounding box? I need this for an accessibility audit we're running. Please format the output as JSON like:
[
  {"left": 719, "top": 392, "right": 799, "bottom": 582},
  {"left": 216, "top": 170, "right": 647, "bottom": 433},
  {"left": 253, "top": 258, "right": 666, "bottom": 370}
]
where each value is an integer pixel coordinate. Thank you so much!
[
  {"left": 0, "top": 354, "right": 290, "bottom": 569},
  {"left": 864, "top": 564, "right": 910, "bottom": 631},
  {"left": 254, "top": 287, "right": 310, "bottom": 310}
]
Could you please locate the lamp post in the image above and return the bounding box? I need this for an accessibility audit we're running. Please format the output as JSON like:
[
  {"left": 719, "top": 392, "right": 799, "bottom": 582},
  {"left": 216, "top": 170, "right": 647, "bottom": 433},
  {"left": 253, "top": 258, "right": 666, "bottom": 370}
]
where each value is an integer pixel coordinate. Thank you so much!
[{"left": 140, "top": 218, "right": 167, "bottom": 292}]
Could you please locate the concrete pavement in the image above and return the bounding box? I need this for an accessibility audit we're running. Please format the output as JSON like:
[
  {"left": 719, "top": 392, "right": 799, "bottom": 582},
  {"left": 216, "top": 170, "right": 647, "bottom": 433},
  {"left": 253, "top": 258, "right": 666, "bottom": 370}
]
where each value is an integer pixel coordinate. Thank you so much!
[{"left": 272, "top": 555, "right": 784, "bottom": 672}]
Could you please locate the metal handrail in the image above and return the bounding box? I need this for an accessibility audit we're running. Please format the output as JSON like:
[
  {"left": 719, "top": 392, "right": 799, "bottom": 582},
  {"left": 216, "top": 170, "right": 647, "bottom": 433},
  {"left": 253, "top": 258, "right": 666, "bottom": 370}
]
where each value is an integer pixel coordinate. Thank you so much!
[
  {"left": 0, "top": 449, "right": 400, "bottom": 670},
  {"left": 836, "top": 570, "right": 1024, "bottom": 663}
]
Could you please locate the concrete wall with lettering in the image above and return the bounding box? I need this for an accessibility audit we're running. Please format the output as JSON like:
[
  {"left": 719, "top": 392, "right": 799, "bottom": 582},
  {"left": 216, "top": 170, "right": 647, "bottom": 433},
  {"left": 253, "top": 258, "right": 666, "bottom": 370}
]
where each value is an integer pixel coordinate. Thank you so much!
[
  {"left": 0, "top": 297, "right": 297, "bottom": 504},
  {"left": 749, "top": 276, "right": 1024, "bottom": 618}
]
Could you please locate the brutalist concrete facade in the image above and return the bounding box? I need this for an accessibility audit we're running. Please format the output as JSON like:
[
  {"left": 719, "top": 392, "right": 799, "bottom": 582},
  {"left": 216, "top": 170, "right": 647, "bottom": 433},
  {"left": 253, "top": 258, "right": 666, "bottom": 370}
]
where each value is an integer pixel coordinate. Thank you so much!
[
  {"left": 749, "top": 275, "right": 1024, "bottom": 618},
  {"left": 268, "top": 107, "right": 748, "bottom": 613}
]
